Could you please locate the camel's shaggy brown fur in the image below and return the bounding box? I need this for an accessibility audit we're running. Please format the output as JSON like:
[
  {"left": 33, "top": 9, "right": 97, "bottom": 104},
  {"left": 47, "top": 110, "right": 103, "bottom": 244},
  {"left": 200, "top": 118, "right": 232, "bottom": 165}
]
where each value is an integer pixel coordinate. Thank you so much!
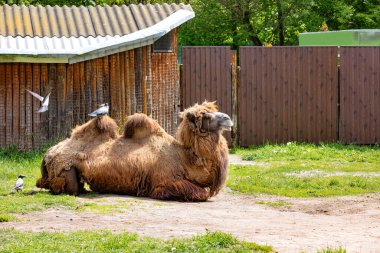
[{"left": 36, "top": 101, "right": 232, "bottom": 201}]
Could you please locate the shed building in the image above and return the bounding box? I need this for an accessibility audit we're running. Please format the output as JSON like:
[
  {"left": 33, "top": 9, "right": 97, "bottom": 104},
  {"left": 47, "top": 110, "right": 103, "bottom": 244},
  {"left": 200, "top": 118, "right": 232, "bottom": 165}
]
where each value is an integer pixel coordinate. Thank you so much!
[{"left": 0, "top": 3, "right": 194, "bottom": 150}]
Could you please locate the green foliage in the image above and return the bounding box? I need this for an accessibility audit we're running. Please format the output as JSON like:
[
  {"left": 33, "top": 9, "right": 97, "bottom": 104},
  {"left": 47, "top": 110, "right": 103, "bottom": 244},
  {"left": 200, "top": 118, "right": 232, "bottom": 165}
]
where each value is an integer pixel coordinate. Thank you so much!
[
  {"left": 179, "top": 0, "right": 380, "bottom": 47},
  {"left": 188, "top": 0, "right": 380, "bottom": 46},
  {"left": 178, "top": 0, "right": 233, "bottom": 46},
  {"left": 0, "top": 0, "right": 379, "bottom": 46},
  {"left": 228, "top": 143, "right": 380, "bottom": 197},
  {"left": 0, "top": 229, "right": 273, "bottom": 253},
  {"left": 0, "top": 0, "right": 95, "bottom": 6}
]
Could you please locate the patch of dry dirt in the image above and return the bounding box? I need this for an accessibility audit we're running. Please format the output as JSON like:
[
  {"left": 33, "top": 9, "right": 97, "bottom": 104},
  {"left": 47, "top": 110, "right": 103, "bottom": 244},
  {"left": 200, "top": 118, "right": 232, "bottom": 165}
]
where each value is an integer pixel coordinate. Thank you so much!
[{"left": 2, "top": 192, "right": 380, "bottom": 253}]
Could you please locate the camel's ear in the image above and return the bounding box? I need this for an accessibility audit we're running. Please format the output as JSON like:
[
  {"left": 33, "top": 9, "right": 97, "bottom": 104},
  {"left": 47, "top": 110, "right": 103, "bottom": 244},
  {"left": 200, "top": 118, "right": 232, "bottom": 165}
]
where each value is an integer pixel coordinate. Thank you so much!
[{"left": 202, "top": 101, "right": 218, "bottom": 111}]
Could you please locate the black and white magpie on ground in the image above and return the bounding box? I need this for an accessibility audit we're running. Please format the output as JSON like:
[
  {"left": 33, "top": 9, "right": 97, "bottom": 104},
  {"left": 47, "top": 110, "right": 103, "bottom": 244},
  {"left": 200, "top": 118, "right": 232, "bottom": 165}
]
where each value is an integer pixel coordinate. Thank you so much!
[{"left": 12, "top": 175, "right": 26, "bottom": 192}]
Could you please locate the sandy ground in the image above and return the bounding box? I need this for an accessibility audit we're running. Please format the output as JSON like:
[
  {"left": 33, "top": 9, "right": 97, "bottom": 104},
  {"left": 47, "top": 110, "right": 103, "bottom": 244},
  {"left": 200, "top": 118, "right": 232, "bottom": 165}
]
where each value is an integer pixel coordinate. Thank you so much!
[{"left": 2, "top": 155, "right": 380, "bottom": 253}]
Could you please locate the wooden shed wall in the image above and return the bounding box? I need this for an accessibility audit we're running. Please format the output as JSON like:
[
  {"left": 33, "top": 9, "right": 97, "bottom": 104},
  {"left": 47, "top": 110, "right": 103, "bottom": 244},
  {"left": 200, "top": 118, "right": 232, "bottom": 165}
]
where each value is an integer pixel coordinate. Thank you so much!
[
  {"left": 0, "top": 45, "right": 178, "bottom": 150},
  {"left": 151, "top": 31, "right": 179, "bottom": 135}
]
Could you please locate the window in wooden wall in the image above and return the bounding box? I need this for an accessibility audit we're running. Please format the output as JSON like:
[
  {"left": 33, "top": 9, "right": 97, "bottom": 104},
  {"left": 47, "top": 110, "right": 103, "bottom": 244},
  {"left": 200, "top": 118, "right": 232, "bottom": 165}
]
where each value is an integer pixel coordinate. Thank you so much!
[{"left": 153, "top": 32, "right": 173, "bottom": 53}]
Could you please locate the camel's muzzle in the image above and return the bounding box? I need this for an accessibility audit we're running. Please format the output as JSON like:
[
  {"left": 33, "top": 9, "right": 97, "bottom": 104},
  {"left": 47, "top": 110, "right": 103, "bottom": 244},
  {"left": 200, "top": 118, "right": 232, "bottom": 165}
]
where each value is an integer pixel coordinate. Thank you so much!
[{"left": 215, "top": 112, "right": 233, "bottom": 131}]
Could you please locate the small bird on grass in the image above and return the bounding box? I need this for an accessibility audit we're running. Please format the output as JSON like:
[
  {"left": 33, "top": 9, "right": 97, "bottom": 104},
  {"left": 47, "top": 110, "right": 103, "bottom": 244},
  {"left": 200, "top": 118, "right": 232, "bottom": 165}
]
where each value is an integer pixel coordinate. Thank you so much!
[
  {"left": 26, "top": 89, "right": 51, "bottom": 113},
  {"left": 12, "top": 175, "right": 26, "bottom": 192},
  {"left": 88, "top": 103, "right": 109, "bottom": 117}
]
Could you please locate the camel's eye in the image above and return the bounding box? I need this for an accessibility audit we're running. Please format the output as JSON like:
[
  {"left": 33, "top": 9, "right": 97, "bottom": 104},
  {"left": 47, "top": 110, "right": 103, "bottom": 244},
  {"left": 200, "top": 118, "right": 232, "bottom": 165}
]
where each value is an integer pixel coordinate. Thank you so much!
[{"left": 186, "top": 112, "right": 196, "bottom": 124}]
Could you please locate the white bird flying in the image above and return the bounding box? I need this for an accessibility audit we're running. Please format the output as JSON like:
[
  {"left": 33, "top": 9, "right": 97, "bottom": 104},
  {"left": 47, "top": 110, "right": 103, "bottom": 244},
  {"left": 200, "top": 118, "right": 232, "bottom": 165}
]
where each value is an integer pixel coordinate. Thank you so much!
[
  {"left": 12, "top": 175, "right": 26, "bottom": 192},
  {"left": 88, "top": 103, "right": 109, "bottom": 117},
  {"left": 26, "top": 89, "right": 51, "bottom": 113}
]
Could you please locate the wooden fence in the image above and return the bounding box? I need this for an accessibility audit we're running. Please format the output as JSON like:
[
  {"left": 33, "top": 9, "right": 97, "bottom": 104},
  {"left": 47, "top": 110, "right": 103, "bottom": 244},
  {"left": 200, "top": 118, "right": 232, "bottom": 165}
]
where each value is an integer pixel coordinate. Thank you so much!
[
  {"left": 1, "top": 46, "right": 379, "bottom": 149},
  {"left": 180, "top": 46, "right": 380, "bottom": 145},
  {"left": 181, "top": 47, "right": 234, "bottom": 115},
  {"left": 340, "top": 47, "right": 380, "bottom": 144},
  {"left": 239, "top": 47, "right": 338, "bottom": 145},
  {"left": 181, "top": 46, "right": 237, "bottom": 142}
]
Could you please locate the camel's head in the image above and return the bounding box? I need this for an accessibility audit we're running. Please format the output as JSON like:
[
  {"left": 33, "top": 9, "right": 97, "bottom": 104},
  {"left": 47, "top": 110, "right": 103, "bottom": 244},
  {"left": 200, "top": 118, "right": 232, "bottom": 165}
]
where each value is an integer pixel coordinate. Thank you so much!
[{"left": 179, "top": 101, "right": 233, "bottom": 135}]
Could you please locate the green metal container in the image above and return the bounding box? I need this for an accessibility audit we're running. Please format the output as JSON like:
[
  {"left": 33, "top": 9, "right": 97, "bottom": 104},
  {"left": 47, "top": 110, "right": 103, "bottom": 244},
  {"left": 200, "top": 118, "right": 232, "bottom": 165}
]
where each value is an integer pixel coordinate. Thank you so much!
[{"left": 299, "top": 29, "right": 380, "bottom": 46}]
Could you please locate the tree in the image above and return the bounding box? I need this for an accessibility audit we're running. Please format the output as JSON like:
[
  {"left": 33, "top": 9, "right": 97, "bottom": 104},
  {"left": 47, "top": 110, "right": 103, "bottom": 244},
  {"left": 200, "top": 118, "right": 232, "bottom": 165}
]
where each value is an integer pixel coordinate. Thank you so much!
[
  {"left": 348, "top": 0, "right": 380, "bottom": 28},
  {"left": 1, "top": 0, "right": 379, "bottom": 46},
  {"left": 178, "top": 0, "right": 233, "bottom": 46}
]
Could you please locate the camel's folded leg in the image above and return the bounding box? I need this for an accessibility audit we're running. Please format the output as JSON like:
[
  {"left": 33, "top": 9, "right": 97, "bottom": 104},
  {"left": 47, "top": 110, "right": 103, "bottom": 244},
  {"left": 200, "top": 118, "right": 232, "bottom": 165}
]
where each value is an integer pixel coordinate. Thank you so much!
[
  {"left": 36, "top": 160, "right": 49, "bottom": 190},
  {"left": 36, "top": 159, "right": 84, "bottom": 196},
  {"left": 47, "top": 168, "right": 84, "bottom": 196},
  {"left": 150, "top": 180, "right": 210, "bottom": 202}
]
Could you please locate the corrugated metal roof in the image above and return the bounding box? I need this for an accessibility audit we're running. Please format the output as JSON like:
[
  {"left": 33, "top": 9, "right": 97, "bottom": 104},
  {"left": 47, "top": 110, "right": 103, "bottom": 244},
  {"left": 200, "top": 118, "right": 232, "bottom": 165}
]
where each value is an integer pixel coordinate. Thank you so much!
[
  {"left": 0, "top": 5, "right": 194, "bottom": 63},
  {"left": 0, "top": 3, "right": 193, "bottom": 38}
]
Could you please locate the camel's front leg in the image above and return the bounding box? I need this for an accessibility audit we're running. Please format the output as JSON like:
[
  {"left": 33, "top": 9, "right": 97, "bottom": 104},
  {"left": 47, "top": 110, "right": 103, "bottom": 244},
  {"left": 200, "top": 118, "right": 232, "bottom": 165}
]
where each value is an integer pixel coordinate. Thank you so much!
[
  {"left": 49, "top": 167, "right": 83, "bottom": 195},
  {"left": 150, "top": 180, "right": 210, "bottom": 202}
]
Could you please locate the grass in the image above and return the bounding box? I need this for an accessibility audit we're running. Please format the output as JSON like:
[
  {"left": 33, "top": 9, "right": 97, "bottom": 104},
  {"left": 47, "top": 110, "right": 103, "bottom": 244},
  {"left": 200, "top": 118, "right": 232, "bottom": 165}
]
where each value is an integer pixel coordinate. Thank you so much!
[
  {"left": 0, "top": 213, "right": 18, "bottom": 222},
  {"left": 0, "top": 146, "right": 45, "bottom": 195},
  {"left": 228, "top": 143, "right": 380, "bottom": 197},
  {"left": 2, "top": 144, "right": 365, "bottom": 252},
  {"left": 255, "top": 200, "right": 292, "bottom": 207},
  {"left": 231, "top": 142, "right": 380, "bottom": 164},
  {"left": 0, "top": 146, "right": 79, "bottom": 220},
  {"left": 1, "top": 143, "right": 379, "bottom": 217},
  {"left": 317, "top": 247, "right": 346, "bottom": 253},
  {"left": 77, "top": 202, "right": 131, "bottom": 214},
  {"left": 0, "top": 229, "right": 273, "bottom": 253},
  {"left": 0, "top": 146, "right": 137, "bottom": 219}
]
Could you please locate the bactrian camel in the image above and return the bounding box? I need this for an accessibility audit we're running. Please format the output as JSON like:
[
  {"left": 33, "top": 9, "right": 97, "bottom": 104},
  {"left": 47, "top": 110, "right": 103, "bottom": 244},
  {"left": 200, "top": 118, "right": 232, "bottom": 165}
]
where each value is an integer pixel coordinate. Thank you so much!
[{"left": 36, "top": 101, "right": 233, "bottom": 201}]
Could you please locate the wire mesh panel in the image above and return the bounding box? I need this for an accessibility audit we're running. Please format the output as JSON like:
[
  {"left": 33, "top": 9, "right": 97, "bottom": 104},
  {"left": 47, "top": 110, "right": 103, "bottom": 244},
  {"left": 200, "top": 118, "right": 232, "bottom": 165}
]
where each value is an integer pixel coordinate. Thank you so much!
[
  {"left": 0, "top": 44, "right": 180, "bottom": 149},
  {"left": 151, "top": 32, "right": 180, "bottom": 136}
]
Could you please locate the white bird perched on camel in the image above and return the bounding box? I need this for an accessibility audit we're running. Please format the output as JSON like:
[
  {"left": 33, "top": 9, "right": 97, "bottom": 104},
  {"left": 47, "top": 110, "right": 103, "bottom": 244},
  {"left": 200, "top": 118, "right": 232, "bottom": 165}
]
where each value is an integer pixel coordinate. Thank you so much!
[
  {"left": 26, "top": 89, "right": 51, "bottom": 113},
  {"left": 12, "top": 175, "right": 26, "bottom": 192},
  {"left": 88, "top": 103, "right": 109, "bottom": 117}
]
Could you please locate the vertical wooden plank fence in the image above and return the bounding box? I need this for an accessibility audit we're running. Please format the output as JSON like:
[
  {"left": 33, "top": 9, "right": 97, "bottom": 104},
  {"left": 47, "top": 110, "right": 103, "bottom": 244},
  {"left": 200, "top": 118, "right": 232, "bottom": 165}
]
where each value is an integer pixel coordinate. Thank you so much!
[
  {"left": 181, "top": 46, "right": 234, "bottom": 142},
  {"left": 239, "top": 47, "right": 339, "bottom": 145},
  {"left": 340, "top": 47, "right": 380, "bottom": 144},
  {"left": 181, "top": 47, "right": 233, "bottom": 115}
]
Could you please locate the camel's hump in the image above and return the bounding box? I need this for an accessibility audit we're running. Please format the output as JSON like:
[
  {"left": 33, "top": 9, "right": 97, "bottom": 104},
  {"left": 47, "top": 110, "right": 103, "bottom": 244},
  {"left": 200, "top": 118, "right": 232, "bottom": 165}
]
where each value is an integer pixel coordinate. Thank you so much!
[{"left": 123, "top": 113, "right": 165, "bottom": 139}]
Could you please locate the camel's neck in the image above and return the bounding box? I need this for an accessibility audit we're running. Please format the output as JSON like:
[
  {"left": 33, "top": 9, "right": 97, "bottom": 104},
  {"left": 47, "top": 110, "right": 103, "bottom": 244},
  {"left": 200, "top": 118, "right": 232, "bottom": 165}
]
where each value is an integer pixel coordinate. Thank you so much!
[
  {"left": 176, "top": 124, "right": 229, "bottom": 196},
  {"left": 177, "top": 123, "right": 229, "bottom": 157}
]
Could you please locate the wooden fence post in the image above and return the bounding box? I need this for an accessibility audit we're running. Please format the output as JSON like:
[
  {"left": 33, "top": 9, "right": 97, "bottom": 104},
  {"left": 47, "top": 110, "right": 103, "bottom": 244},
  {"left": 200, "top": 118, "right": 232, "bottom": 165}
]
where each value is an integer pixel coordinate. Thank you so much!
[{"left": 230, "top": 50, "right": 238, "bottom": 147}]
